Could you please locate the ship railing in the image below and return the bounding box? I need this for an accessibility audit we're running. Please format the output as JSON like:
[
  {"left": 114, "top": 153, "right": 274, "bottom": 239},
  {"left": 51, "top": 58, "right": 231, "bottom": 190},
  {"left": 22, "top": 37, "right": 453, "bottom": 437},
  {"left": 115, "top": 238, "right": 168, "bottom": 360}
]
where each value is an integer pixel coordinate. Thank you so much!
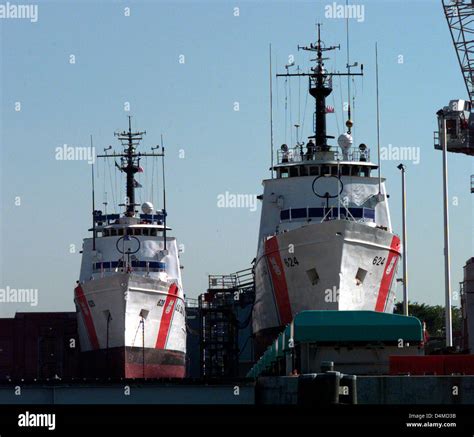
[
  {"left": 433, "top": 130, "right": 440, "bottom": 149},
  {"left": 322, "top": 205, "right": 357, "bottom": 222},
  {"left": 199, "top": 292, "right": 236, "bottom": 309},
  {"left": 233, "top": 268, "right": 254, "bottom": 289},
  {"left": 208, "top": 268, "right": 254, "bottom": 290},
  {"left": 93, "top": 212, "right": 120, "bottom": 226},
  {"left": 92, "top": 212, "right": 166, "bottom": 226},
  {"left": 208, "top": 274, "right": 238, "bottom": 290},
  {"left": 185, "top": 297, "right": 199, "bottom": 308},
  {"left": 276, "top": 145, "right": 370, "bottom": 165}
]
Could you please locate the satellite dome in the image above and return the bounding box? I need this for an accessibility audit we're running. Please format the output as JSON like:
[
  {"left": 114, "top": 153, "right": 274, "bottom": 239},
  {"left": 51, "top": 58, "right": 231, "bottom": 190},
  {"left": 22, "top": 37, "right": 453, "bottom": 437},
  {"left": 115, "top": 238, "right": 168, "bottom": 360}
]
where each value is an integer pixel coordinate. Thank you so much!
[
  {"left": 141, "top": 202, "right": 154, "bottom": 214},
  {"left": 338, "top": 133, "right": 353, "bottom": 160},
  {"left": 338, "top": 133, "right": 353, "bottom": 151}
]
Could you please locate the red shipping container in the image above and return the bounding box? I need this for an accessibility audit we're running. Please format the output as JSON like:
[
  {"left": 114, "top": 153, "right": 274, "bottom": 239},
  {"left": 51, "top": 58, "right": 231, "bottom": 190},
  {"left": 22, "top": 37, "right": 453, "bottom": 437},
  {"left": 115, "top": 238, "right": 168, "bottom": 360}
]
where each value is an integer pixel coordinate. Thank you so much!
[
  {"left": 390, "top": 355, "right": 445, "bottom": 375},
  {"left": 390, "top": 355, "right": 474, "bottom": 375},
  {"left": 444, "top": 355, "right": 474, "bottom": 375}
]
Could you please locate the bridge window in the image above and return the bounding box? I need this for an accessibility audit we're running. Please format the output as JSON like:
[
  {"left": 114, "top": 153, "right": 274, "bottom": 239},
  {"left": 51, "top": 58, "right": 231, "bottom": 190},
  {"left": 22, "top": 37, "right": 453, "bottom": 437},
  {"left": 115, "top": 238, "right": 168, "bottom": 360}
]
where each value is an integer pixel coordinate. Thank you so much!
[
  {"left": 93, "top": 261, "right": 166, "bottom": 273},
  {"left": 291, "top": 208, "right": 307, "bottom": 219},
  {"left": 364, "top": 208, "right": 375, "bottom": 220},
  {"left": 280, "top": 210, "right": 290, "bottom": 221},
  {"left": 310, "top": 166, "right": 319, "bottom": 176},
  {"left": 349, "top": 208, "right": 363, "bottom": 219},
  {"left": 309, "top": 208, "right": 324, "bottom": 218},
  {"left": 280, "top": 206, "right": 375, "bottom": 223}
]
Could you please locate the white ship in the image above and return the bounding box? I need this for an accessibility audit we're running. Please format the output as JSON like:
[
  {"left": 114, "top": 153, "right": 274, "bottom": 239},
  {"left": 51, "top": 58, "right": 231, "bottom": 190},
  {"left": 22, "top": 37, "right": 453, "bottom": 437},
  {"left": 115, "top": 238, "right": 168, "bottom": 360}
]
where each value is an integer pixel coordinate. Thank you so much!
[
  {"left": 74, "top": 119, "right": 186, "bottom": 378},
  {"left": 252, "top": 27, "right": 401, "bottom": 354}
]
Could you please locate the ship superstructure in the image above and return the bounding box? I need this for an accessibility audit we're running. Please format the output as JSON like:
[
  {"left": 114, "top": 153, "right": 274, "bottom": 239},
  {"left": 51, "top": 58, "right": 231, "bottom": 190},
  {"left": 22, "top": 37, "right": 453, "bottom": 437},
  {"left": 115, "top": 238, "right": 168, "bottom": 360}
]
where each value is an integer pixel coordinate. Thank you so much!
[
  {"left": 252, "top": 27, "right": 401, "bottom": 354},
  {"left": 74, "top": 118, "right": 186, "bottom": 378}
]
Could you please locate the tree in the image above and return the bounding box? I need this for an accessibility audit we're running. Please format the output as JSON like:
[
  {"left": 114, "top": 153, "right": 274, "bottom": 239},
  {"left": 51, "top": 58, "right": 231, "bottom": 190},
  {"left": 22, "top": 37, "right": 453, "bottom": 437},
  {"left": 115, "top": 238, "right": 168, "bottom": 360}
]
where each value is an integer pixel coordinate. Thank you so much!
[{"left": 394, "top": 302, "right": 462, "bottom": 337}]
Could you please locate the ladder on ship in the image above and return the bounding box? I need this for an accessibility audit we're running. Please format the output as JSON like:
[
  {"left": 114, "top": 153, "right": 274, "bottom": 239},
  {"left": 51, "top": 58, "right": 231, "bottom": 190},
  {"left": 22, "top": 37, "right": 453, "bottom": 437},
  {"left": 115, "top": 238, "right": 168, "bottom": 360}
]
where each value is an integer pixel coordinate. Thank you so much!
[{"left": 199, "top": 268, "right": 255, "bottom": 378}]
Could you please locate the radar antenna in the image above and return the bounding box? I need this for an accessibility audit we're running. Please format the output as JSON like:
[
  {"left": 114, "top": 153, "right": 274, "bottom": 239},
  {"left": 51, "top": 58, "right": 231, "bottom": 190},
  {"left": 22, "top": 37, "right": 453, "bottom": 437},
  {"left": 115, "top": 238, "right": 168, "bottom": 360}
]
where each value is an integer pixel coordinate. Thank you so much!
[
  {"left": 277, "top": 24, "right": 363, "bottom": 151},
  {"left": 97, "top": 116, "right": 164, "bottom": 217}
]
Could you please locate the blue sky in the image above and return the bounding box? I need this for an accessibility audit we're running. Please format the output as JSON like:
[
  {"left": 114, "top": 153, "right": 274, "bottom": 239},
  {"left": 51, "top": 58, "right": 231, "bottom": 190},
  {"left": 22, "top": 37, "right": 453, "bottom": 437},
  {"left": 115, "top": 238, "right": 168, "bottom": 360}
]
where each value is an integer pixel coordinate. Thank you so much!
[{"left": 0, "top": 0, "right": 472, "bottom": 317}]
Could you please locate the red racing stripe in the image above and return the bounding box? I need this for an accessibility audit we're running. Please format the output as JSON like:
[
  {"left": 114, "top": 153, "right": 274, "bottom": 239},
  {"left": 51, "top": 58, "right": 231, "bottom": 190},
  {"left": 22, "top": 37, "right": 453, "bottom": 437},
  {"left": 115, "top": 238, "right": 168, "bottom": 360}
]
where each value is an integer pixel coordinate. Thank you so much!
[
  {"left": 155, "top": 283, "right": 179, "bottom": 349},
  {"left": 265, "top": 236, "right": 293, "bottom": 326},
  {"left": 75, "top": 285, "right": 99, "bottom": 350},
  {"left": 375, "top": 236, "right": 401, "bottom": 312}
]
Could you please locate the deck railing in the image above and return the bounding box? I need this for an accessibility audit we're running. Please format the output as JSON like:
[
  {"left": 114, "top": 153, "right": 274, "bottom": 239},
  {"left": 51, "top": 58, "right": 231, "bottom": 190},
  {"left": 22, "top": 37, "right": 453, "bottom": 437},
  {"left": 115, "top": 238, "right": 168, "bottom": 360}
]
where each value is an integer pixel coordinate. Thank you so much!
[
  {"left": 208, "top": 268, "right": 254, "bottom": 290},
  {"left": 277, "top": 145, "right": 370, "bottom": 164}
]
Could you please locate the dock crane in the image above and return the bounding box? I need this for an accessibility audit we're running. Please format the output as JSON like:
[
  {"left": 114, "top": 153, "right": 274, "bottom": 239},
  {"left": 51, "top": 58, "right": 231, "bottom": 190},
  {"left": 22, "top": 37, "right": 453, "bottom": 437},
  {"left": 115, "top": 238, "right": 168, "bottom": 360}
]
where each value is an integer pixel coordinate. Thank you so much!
[
  {"left": 436, "top": 0, "right": 474, "bottom": 351},
  {"left": 436, "top": 0, "right": 474, "bottom": 160}
]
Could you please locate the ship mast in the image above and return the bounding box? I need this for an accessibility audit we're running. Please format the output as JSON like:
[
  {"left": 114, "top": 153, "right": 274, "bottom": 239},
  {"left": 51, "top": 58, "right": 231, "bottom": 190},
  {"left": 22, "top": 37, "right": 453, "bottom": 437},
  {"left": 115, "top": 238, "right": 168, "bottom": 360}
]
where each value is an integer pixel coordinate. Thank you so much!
[
  {"left": 277, "top": 24, "right": 363, "bottom": 151},
  {"left": 97, "top": 116, "right": 164, "bottom": 217}
]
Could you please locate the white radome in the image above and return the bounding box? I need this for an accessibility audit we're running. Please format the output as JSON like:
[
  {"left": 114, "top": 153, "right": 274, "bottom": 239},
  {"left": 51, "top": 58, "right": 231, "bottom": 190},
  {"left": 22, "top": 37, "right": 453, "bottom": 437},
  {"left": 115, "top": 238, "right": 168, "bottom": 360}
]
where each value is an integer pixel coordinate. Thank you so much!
[
  {"left": 338, "top": 133, "right": 353, "bottom": 151},
  {"left": 142, "top": 202, "right": 154, "bottom": 214}
]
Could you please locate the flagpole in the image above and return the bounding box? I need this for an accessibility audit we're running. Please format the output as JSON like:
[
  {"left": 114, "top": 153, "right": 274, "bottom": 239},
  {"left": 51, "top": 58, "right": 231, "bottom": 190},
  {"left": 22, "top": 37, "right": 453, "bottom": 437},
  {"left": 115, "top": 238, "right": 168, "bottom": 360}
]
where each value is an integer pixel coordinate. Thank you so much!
[
  {"left": 376, "top": 42, "right": 382, "bottom": 195},
  {"left": 91, "top": 135, "right": 96, "bottom": 251},
  {"left": 270, "top": 43, "right": 274, "bottom": 179},
  {"left": 161, "top": 134, "right": 167, "bottom": 251}
]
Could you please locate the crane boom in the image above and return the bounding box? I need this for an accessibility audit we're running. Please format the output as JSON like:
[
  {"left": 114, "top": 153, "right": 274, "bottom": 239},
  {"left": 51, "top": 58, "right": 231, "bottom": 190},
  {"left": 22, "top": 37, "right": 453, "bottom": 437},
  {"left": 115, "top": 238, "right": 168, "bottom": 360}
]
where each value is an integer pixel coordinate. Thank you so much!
[{"left": 442, "top": 0, "right": 474, "bottom": 103}]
